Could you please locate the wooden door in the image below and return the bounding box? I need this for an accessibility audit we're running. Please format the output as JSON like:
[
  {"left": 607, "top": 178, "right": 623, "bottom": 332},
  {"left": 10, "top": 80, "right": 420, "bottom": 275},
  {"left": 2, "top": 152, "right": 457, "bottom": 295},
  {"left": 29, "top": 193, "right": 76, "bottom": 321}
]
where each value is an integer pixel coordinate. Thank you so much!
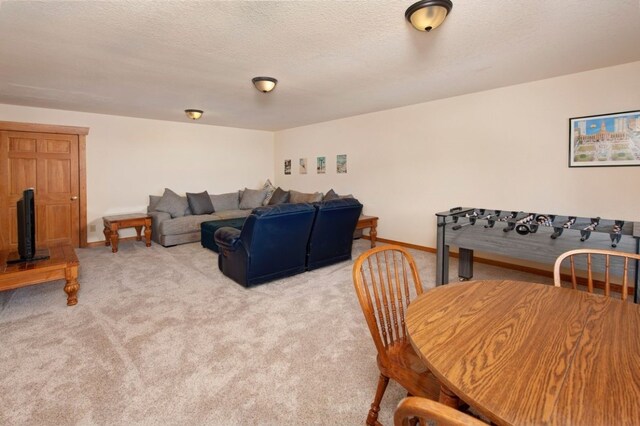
[{"left": 0, "top": 131, "right": 80, "bottom": 249}]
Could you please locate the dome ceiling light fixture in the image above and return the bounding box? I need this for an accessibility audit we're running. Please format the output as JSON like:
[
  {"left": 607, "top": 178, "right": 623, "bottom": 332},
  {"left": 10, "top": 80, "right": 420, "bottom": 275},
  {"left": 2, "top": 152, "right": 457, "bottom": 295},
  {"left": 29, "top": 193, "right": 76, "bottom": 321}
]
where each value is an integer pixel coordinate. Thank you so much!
[
  {"left": 184, "top": 109, "right": 203, "bottom": 120},
  {"left": 405, "top": 0, "right": 453, "bottom": 32},
  {"left": 252, "top": 77, "right": 278, "bottom": 93}
]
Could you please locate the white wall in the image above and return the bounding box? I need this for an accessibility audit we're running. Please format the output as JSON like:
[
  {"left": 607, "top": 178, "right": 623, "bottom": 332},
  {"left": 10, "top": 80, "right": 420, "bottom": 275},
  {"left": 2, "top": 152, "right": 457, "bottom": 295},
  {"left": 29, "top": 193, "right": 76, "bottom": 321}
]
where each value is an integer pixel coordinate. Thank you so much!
[
  {"left": 274, "top": 61, "right": 640, "bottom": 247},
  {"left": 0, "top": 105, "right": 274, "bottom": 242},
  {"left": 2, "top": 62, "right": 638, "bottom": 247}
]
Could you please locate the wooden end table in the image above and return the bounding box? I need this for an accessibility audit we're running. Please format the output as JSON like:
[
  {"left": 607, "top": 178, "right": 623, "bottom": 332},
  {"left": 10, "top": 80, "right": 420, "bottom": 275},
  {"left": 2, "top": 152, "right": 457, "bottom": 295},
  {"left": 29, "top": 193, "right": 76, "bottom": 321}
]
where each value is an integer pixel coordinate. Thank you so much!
[
  {"left": 103, "top": 213, "right": 152, "bottom": 253},
  {"left": 356, "top": 215, "right": 379, "bottom": 248},
  {"left": 0, "top": 244, "right": 79, "bottom": 306}
]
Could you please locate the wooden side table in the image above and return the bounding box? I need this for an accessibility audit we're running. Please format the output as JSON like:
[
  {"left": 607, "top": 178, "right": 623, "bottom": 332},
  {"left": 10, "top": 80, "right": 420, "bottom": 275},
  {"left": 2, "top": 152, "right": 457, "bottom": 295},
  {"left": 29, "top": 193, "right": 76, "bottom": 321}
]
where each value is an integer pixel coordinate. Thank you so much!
[
  {"left": 0, "top": 244, "right": 79, "bottom": 306},
  {"left": 356, "top": 215, "right": 379, "bottom": 248},
  {"left": 103, "top": 213, "right": 152, "bottom": 253}
]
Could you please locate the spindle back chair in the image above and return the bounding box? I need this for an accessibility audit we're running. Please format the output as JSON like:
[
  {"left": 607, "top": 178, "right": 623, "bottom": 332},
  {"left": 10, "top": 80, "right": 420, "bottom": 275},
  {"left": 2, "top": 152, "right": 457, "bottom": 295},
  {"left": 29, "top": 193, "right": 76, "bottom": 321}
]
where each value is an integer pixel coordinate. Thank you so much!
[
  {"left": 394, "top": 397, "right": 486, "bottom": 426},
  {"left": 553, "top": 248, "right": 640, "bottom": 301},
  {"left": 353, "top": 245, "right": 439, "bottom": 426}
]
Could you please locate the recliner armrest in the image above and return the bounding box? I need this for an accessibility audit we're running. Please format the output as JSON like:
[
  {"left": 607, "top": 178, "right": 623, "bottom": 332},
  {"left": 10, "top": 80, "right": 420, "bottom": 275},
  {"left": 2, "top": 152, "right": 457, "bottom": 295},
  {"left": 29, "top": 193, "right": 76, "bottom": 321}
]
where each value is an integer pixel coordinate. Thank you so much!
[{"left": 214, "top": 227, "right": 242, "bottom": 251}]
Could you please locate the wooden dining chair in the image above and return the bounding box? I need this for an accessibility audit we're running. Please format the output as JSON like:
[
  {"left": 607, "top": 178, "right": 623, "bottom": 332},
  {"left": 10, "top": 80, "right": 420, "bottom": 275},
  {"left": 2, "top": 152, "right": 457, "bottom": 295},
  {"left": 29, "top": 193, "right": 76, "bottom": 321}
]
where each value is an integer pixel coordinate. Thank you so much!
[
  {"left": 353, "top": 245, "right": 440, "bottom": 426},
  {"left": 394, "top": 397, "right": 486, "bottom": 426},
  {"left": 553, "top": 248, "right": 640, "bottom": 301}
]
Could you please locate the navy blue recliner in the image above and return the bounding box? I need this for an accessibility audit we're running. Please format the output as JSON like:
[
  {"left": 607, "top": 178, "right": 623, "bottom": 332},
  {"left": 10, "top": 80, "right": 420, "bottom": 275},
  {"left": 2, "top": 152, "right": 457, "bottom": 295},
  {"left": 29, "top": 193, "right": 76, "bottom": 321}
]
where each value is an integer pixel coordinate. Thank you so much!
[
  {"left": 307, "top": 198, "right": 363, "bottom": 271},
  {"left": 214, "top": 203, "right": 316, "bottom": 287}
]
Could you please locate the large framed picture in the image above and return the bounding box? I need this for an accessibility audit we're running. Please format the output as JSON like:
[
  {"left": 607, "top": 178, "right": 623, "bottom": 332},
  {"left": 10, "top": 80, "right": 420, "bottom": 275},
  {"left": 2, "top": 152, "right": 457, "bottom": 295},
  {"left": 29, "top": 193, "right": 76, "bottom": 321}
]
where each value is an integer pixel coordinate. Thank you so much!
[{"left": 569, "top": 110, "right": 640, "bottom": 167}]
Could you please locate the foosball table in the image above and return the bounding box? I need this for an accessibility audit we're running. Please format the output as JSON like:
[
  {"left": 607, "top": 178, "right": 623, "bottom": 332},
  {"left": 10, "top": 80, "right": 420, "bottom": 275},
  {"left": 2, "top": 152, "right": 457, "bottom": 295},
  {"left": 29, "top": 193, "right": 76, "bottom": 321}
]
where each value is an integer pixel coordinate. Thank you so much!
[{"left": 436, "top": 207, "right": 640, "bottom": 301}]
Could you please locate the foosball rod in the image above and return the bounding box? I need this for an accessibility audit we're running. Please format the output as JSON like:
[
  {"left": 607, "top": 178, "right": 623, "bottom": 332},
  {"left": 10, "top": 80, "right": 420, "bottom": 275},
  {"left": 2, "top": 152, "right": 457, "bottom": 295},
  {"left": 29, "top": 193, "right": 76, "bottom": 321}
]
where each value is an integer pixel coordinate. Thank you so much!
[
  {"left": 452, "top": 222, "right": 473, "bottom": 231},
  {"left": 452, "top": 214, "right": 494, "bottom": 230}
]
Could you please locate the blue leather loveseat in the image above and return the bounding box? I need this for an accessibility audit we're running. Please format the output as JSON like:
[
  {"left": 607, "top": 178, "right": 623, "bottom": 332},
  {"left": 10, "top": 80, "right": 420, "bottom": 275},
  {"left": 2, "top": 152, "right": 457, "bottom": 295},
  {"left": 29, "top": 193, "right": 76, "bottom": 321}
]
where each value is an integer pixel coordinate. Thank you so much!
[{"left": 214, "top": 198, "right": 363, "bottom": 287}]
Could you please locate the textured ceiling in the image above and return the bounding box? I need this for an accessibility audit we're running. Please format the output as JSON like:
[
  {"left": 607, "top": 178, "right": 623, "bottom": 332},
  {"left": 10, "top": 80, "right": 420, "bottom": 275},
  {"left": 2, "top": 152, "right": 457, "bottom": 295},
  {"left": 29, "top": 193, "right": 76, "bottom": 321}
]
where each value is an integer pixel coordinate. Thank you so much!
[{"left": 0, "top": 0, "right": 639, "bottom": 131}]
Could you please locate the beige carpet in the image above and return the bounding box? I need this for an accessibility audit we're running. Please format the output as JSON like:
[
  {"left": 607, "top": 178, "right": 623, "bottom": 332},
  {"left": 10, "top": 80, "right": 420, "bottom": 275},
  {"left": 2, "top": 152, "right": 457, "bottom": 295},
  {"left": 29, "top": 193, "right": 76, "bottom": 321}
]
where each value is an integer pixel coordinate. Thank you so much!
[{"left": 0, "top": 239, "right": 553, "bottom": 425}]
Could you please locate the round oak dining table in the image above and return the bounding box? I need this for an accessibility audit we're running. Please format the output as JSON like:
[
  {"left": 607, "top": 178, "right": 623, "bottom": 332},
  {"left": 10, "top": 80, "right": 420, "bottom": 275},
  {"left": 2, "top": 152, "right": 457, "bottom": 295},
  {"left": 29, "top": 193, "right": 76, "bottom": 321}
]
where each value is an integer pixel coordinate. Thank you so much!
[{"left": 406, "top": 280, "right": 640, "bottom": 426}]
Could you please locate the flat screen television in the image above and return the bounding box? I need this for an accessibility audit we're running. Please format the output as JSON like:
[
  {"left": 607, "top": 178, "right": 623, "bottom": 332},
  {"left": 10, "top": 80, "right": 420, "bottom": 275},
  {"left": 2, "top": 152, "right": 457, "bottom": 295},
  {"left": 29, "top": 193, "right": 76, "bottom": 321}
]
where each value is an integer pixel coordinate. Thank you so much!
[
  {"left": 17, "top": 188, "right": 36, "bottom": 260},
  {"left": 7, "top": 188, "right": 49, "bottom": 264}
]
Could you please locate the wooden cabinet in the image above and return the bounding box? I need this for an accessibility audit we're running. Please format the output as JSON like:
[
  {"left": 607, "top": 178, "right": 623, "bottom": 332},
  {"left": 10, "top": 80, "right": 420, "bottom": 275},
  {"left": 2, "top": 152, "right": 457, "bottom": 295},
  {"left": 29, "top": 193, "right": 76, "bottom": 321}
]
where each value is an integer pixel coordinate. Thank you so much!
[{"left": 0, "top": 121, "right": 88, "bottom": 250}]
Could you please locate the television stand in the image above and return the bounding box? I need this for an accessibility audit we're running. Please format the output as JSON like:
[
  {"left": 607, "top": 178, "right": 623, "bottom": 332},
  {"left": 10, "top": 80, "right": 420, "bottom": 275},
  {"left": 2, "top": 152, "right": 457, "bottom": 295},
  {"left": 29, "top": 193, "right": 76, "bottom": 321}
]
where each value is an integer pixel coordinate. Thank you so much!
[
  {"left": 0, "top": 244, "right": 79, "bottom": 306},
  {"left": 6, "top": 248, "right": 50, "bottom": 264}
]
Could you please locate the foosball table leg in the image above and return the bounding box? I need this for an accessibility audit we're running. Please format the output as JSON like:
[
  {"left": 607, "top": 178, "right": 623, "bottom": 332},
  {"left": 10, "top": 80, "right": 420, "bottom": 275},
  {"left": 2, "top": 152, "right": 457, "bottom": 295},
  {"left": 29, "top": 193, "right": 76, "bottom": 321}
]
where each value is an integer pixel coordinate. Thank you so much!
[
  {"left": 635, "top": 239, "right": 640, "bottom": 304},
  {"left": 459, "top": 248, "right": 474, "bottom": 281},
  {"left": 436, "top": 215, "right": 450, "bottom": 285}
]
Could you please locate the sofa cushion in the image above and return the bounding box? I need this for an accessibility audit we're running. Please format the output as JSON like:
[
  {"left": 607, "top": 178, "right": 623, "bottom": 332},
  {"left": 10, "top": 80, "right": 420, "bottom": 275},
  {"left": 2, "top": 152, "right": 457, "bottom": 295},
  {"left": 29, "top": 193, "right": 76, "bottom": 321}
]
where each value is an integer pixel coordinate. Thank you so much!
[
  {"left": 211, "top": 209, "right": 252, "bottom": 220},
  {"left": 159, "top": 209, "right": 253, "bottom": 236},
  {"left": 187, "top": 191, "right": 214, "bottom": 215},
  {"left": 289, "top": 190, "right": 323, "bottom": 204},
  {"left": 262, "top": 179, "right": 276, "bottom": 206},
  {"left": 155, "top": 188, "right": 189, "bottom": 218},
  {"left": 268, "top": 187, "right": 290, "bottom": 205},
  {"left": 210, "top": 191, "right": 240, "bottom": 211},
  {"left": 148, "top": 195, "right": 162, "bottom": 212},
  {"left": 159, "top": 214, "right": 215, "bottom": 235},
  {"left": 323, "top": 189, "right": 340, "bottom": 201},
  {"left": 239, "top": 188, "right": 268, "bottom": 209}
]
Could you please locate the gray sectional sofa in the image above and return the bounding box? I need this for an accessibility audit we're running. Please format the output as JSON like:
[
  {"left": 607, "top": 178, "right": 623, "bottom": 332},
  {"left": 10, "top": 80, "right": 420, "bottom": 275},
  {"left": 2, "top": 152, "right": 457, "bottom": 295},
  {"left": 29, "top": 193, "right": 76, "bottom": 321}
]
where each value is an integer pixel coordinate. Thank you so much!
[
  {"left": 148, "top": 191, "right": 254, "bottom": 246},
  {"left": 147, "top": 185, "right": 340, "bottom": 247}
]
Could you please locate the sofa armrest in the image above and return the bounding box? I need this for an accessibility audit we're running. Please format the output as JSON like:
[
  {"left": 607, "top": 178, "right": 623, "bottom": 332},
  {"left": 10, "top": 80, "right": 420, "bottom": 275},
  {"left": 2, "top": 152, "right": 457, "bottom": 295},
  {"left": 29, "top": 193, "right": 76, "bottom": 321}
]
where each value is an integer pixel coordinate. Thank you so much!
[
  {"left": 214, "top": 227, "right": 242, "bottom": 251},
  {"left": 148, "top": 211, "right": 171, "bottom": 243},
  {"left": 148, "top": 210, "right": 171, "bottom": 223}
]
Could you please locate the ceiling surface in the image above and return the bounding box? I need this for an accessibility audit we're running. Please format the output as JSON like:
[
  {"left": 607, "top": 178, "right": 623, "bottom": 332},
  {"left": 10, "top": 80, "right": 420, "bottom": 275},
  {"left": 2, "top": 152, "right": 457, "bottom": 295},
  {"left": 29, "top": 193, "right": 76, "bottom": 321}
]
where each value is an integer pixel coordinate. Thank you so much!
[{"left": 0, "top": 0, "right": 639, "bottom": 131}]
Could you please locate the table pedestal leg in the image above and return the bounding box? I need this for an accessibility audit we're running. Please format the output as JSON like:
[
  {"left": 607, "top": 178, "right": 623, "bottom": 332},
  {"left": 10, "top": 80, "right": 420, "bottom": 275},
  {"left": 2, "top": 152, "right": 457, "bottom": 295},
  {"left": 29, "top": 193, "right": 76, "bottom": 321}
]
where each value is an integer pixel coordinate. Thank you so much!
[
  {"left": 103, "top": 226, "right": 111, "bottom": 246},
  {"left": 135, "top": 225, "right": 143, "bottom": 241},
  {"left": 438, "top": 384, "right": 460, "bottom": 409},
  {"left": 370, "top": 220, "right": 378, "bottom": 248},
  {"left": 64, "top": 264, "right": 79, "bottom": 306},
  {"left": 144, "top": 220, "right": 152, "bottom": 247},
  {"left": 110, "top": 227, "right": 119, "bottom": 253}
]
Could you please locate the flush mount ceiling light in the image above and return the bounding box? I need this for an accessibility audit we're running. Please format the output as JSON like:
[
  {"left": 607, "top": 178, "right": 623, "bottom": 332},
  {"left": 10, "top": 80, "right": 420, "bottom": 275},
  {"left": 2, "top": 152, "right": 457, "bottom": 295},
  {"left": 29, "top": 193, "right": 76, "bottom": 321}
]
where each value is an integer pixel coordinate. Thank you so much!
[
  {"left": 252, "top": 77, "right": 278, "bottom": 93},
  {"left": 184, "top": 109, "right": 203, "bottom": 120},
  {"left": 405, "top": 0, "right": 453, "bottom": 32}
]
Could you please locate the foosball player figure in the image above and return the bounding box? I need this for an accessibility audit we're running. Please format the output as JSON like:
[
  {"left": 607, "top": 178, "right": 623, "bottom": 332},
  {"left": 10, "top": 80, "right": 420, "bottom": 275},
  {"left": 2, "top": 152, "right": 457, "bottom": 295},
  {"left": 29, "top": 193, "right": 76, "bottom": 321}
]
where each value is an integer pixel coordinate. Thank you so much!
[
  {"left": 551, "top": 216, "right": 577, "bottom": 239},
  {"left": 610, "top": 221, "right": 624, "bottom": 247},
  {"left": 580, "top": 217, "right": 601, "bottom": 242}
]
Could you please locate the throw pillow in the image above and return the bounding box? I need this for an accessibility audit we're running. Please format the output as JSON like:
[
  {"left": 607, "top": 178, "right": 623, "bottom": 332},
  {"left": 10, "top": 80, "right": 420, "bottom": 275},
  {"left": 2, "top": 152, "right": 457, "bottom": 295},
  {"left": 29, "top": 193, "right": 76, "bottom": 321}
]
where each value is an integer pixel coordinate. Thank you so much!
[
  {"left": 268, "top": 187, "right": 290, "bottom": 205},
  {"left": 210, "top": 192, "right": 240, "bottom": 212},
  {"left": 289, "top": 190, "right": 323, "bottom": 204},
  {"left": 323, "top": 189, "right": 340, "bottom": 201},
  {"left": 186, "top": 191, "right": 214, "bottom": 215},
  {"left": 262, "top": 179, "right": 276, "bottom": 206},
  {"left": 339, "top": 194, "right": 355, "bottom": 199},
  {"left": 155, "top": 188, "right": 189, "bottom": 218},
  {"left": 239, "top": 188, "right": 268, "bottom": 209},
  {"left": 148, "top": 195, "right": 162, "bottom": 212}
]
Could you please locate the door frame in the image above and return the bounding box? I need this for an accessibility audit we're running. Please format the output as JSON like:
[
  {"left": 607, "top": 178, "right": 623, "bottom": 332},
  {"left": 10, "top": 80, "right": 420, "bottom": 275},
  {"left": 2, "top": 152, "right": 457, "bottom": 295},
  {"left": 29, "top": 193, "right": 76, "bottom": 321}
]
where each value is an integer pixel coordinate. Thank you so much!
[{"left": 0, "top": 121, "right": 89, "bottom": 247}]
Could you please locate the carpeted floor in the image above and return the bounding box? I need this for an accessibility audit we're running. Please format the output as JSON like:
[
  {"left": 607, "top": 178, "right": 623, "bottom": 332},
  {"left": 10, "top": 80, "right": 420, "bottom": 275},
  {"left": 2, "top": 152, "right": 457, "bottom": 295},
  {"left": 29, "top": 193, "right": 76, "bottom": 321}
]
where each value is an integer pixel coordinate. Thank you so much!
[{"left": 0, "top": 239, "right": 554, "bottom": 425}]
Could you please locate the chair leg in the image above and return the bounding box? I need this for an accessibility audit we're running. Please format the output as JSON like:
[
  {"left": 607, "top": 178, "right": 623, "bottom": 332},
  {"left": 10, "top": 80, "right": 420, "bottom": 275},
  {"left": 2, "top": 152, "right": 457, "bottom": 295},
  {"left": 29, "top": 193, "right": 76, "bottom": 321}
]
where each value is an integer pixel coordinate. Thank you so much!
[{"left": 366, "top": 374, "right": 390, "bottom": 426}]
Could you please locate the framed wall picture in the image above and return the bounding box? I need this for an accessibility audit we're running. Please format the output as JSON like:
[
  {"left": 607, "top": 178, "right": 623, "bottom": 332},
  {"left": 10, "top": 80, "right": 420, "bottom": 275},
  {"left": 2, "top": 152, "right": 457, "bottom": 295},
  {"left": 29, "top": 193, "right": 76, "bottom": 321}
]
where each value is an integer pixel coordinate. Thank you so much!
[
  {"left": 299, "top": 158, "right": 307, "bottom": 174},
  {"left": 284, "top": 159, "right": 291, "bottom": 175},
  {"left": 569, "top": 110, "right": 640, "bottom": 167},
  {"left": 317, "top": 156, "right": 326, "bottom": 174},
  {"left": 337, "top": 154, "right": 347, "bottom": 173}
]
